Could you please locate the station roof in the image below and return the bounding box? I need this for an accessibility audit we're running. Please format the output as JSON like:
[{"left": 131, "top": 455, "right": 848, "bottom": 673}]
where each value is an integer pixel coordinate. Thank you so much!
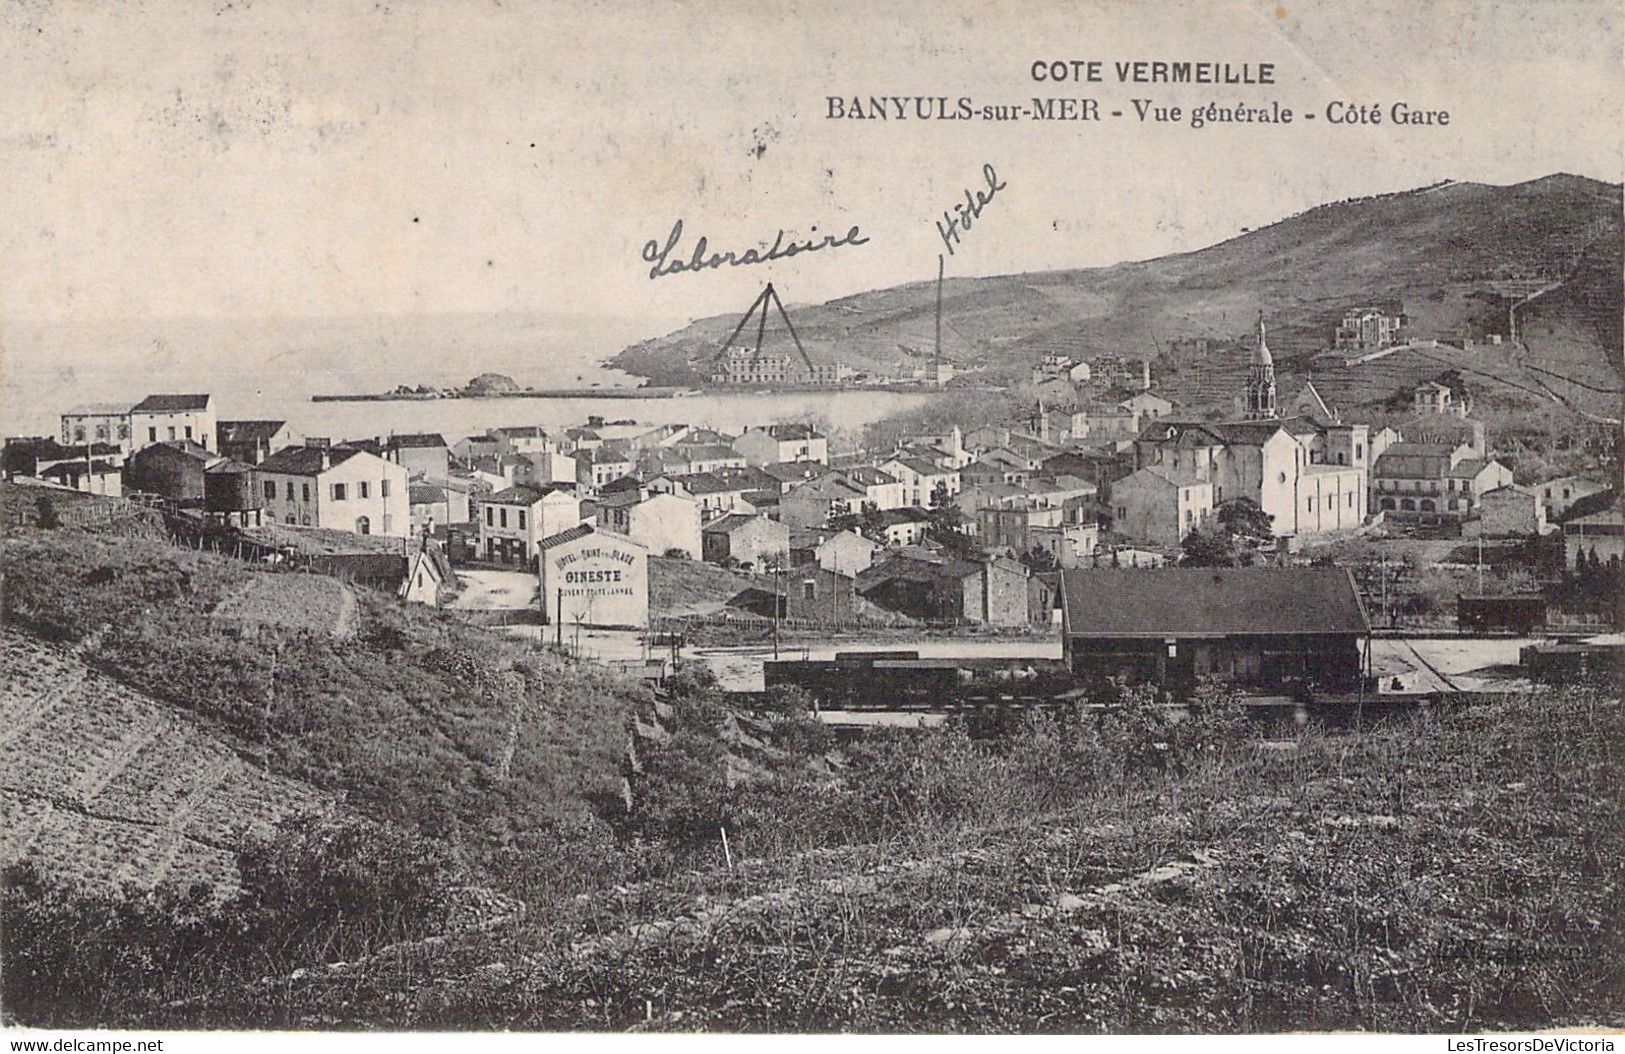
[{"left": 1059, "top": 567, "right": 1369, "bottom": 638}]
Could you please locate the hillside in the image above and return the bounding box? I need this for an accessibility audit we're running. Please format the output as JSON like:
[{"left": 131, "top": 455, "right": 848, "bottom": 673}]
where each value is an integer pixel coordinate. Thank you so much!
[
  {"left": 0, "top": 630, "right": 330, "bottom": 898},
  {"left": 610, "top": 175, "right": 1622, "bottom": 417},
  {"left": 147, "top": 687, "right": 1623, "bottom": 1033},
  {"left": 4, "top": 510, "right": 1621, "bottom": 1032},
  {"left": 649, "top": 555, "right": 770, "bottom": 617},
  {"left": 0, "top": 522, "right": 637, "bottom": 871}
]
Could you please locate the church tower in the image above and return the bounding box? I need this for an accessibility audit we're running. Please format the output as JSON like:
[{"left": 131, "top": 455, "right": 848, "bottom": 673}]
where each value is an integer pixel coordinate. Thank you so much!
[{"left": 1244, "top": 311, "right": 1277, "bottom": 420}]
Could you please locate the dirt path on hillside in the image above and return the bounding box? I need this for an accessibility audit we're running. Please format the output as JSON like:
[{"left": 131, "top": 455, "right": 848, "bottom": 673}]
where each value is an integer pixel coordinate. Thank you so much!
[{"left": 449, "top": 569, "right": 539, "bottom": 611}]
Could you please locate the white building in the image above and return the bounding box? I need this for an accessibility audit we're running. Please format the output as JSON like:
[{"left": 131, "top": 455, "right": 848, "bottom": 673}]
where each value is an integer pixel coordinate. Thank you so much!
[
  {"left": 537, "top": 524, "right": 650, "bottom": 628},
  {"left": 1537, "top": 475, "right": 1610, "bottom": 520},
  {"left": 732, "top": 424, "right": 828, "bottom": 466},
  {"left": 479, "top": 484, "right": 583, "bottom": 566},
  {"left": 596, "top": 490, "right": 702, "bottom": 559},
  {"left": 517, "top": 450, "right": 578, "bottom": 488},
  {"left": 489, "top": 426, "right": 556, "bottom": 457},
  {"left": 1412, "top": 381, "right": 1468, "bottom": 418},
  {"left": 879, "top": 455, "right": 961, "bottom": 508},
  {"left": 1112, "top": 466, "right": 1213, "bottom": 547},
  {"left": 130, "top": 394, "right": 216, "bottom": 454},
  {"left": 254, "top": 445, "right": 410, "bottom": 536},
  {"left": 60, "top": 403, "right": 133, "bottom": 452}
]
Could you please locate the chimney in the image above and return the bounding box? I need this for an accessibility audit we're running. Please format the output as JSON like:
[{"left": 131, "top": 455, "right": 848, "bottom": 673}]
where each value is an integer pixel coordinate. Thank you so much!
[{"left": 1141, "top": 359, "right": 1152, "bottom": 390}]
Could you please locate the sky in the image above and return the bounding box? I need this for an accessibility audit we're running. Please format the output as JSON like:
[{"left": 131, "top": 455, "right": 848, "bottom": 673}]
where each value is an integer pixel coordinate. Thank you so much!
[{"left": 3, "top": 0, "right": 1621, "bottom": 333}]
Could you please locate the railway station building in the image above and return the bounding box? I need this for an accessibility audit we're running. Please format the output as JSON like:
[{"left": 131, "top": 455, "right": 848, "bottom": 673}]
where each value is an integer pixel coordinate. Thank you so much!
[{"left": 1058, "top": 567, "right": 1370, "bottom": 695}]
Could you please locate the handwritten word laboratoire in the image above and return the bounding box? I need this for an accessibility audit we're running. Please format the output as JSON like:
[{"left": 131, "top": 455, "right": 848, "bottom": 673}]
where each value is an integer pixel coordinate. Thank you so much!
[
  {"left": 641, "top": 220, "right": 869, "bottom": 280},
  {"left": 936, "top": 164, "right": 1007, "bottom": 257}
]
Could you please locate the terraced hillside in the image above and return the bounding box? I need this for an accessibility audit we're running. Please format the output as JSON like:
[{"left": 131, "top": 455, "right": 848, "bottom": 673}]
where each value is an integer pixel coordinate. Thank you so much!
[
  {"left": 0, "top": 630, "right": 329, "bottom": 897},
  {"left": 611, "top": 175, "right": 1622, "bottom": 419},
  {"left": 0, "top": 523, "right": 637, "bottom": 865}
]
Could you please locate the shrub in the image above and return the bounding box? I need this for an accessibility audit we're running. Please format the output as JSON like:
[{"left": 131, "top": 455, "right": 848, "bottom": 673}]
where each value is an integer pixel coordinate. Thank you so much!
[
  {"left": 1005, "top": 703, "right": 1106, "bottom": 802},
  {"left": 235, "top": 814, "right": 462, "bottom": 957},
  {"left": 1097, "top": 682, "right": 1177, "bottom": 773},
  {"left": 843, "top": 723, "right": 1001, "bottom": 830},
  {"left": 0, "top": 865, "right": 223, "bottom": 1027}
]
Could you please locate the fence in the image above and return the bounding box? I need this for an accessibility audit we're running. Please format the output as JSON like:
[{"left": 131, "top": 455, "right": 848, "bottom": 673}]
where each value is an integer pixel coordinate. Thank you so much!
[
  {"left": 666, "top": 608, "right": 980, "bottom": 633},
  {"left": 9, "top": 488, "right": 161, "bottom": 533}
]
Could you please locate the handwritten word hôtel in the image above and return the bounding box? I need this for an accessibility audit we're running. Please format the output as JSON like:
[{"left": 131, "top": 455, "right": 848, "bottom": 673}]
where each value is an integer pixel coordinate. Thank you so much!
[{"left": 936, "top": 164, "right": 1007, "bottom": 257}]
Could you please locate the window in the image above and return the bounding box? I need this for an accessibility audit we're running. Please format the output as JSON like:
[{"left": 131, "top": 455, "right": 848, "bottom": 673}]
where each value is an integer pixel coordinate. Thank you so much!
[
  {"left": 302, "top": 483, "right": 310, "bottom": 502},
  {"left": 486, "top": 506, "right": 494, "bottom": 526},
  {"left": 287, "top": 514, "right": 297, "bottom": 524},
  {"left": 285, "top": 481, "right": 294, "bottom": 500},
  {"left": 168, "top": 427, "right": 176, "bottom": 440},
  {"left": 359, "top": 481, "right": 370, "bottom": 499},
  {"left": 499, "top": 508, "right": 508, "bottom": 529},
  {"left": 118, "top": 424, "right": 129, "bottom": 440},
  {"left": 1355, "top": 444, "right": 1363, "bottom": 460},
  {"left": 517, "top": 510, "right": 526, "bottom": 530},
  {"left": 184, "top": 426, "right": 193, "bottom": 439},
  {"left": 802, "top": 581, "right": 816, "bottom": 600},
  {"left": 95, "top": 425, "right": 109, "bottom": 441},
  {"left": 148, "top": 427, "right": 158, "bottom": 442},
  {"left": 74, "top": 426, "right": 85, "bottom": 442},
  {"left": 264, "top": 481, "right": 275, "bottom": 499},
  {"left": 332, "top": 483, "right": 347, "bottom": 501},
  {"left": 381, "top": 479, "right": 391, "bottom": 498},
  {"left": 356, "top": 515, "right": 371, "bottom": 535}
]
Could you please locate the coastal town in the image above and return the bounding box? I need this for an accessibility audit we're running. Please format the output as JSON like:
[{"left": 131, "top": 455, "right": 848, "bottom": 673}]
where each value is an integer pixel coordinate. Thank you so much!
[
  {"left": 5, "top": 300, "right": 1619, "bottom": 704},
  {"left": 6, "top": 0, "right": 1625, "bottom": 1034}
]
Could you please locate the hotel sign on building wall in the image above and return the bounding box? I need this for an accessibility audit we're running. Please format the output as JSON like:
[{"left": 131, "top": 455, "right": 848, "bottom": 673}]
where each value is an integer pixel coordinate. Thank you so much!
[{"left": 538, "top": 528, "right": 650, "bottom": 629}]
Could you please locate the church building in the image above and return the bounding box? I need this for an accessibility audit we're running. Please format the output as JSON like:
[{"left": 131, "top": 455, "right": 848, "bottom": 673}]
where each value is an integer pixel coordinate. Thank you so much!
[{"left": 1132, "top": 314, "right": 1369, "bottom": 545}]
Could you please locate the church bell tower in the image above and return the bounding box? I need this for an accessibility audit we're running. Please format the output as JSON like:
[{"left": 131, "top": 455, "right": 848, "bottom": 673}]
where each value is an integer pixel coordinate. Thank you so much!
[{"left": 1244, "top": 311, "right": 1278, "bottom": 420}]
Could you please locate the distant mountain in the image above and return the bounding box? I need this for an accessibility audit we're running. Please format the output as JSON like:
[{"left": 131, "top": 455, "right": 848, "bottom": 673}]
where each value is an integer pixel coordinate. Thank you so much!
[{"left": 609, "top": 175, "right": 1622, "bottom": 415}]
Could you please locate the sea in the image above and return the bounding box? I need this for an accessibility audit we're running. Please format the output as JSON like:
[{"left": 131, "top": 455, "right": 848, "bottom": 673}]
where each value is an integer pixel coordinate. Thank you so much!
[{"left": 2, "top": 313, "right": 934, "bottom": 445}]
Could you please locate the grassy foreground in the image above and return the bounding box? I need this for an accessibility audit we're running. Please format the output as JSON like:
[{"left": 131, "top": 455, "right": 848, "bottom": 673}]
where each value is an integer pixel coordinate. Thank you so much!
[
  {"left": 2, "top": 520, "right": 1620, "bottom": 1032},
  {"left": 145, "top": 686, "right": 1625, "bottom": 1032}
]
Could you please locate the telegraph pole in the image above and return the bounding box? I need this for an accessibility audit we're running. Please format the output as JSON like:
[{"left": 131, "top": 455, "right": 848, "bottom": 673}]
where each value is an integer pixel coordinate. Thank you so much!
[
  {"left": 772, "top": 559, "right": 782, "bottom": 659},
  {"left": 1477, "top": 534, "right": 1485, "bottom": 595},
  {"left": 1380, "top": 554, "right": 1389, "bottom": 628},
  {"left": 935, "top": 254, "right": 944, "bottom": 381}
]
